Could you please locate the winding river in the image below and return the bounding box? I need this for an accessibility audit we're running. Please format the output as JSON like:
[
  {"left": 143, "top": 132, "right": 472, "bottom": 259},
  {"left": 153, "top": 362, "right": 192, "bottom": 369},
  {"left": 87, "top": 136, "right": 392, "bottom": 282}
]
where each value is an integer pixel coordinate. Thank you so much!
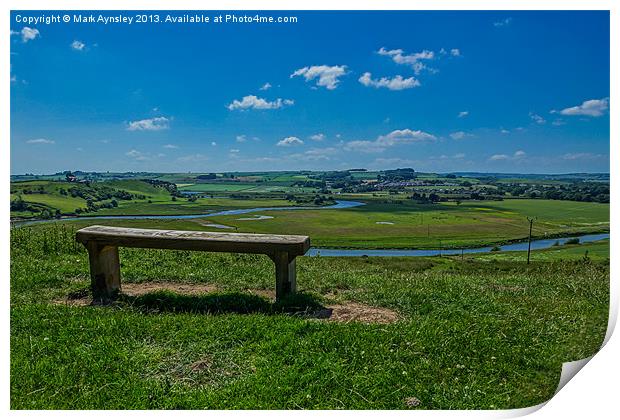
[{"left": 11, "top": 200, "right": 609, "bottom": 257}]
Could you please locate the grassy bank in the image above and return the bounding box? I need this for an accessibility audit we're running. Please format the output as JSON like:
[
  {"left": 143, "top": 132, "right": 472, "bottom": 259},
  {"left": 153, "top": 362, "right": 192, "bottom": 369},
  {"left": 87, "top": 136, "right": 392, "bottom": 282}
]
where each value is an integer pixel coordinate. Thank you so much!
[{"left": 10, "top": 224, "right": 609, "bottom": 409}]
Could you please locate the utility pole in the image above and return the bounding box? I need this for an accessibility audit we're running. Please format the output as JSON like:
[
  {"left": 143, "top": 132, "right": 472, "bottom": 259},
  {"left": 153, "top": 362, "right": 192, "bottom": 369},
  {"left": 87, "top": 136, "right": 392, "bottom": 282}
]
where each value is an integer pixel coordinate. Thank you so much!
[{"left": 527, "top": 216, "right": 536, "bottom": 264}]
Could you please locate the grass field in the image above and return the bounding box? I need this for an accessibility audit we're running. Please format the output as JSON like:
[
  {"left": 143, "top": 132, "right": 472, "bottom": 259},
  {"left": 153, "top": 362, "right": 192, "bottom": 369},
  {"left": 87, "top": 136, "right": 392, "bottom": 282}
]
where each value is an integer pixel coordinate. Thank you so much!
[
  {"left": 10, "top": 224, "right": 609, "bottom": 409},
  {"left": 10, "top": 180, "right": 314, "bottom": 219},
  {"left": 470, "top": 240, "right": 609, "bottom": 262},
  {"left": 177, "top": 183, "right": 318, "bottom": 193},
  {"left": 95, "top": 197, "right": 298, "bottom": 216},
  {"left": 196, "top": 199, "right": 609, "bottom": 249}
]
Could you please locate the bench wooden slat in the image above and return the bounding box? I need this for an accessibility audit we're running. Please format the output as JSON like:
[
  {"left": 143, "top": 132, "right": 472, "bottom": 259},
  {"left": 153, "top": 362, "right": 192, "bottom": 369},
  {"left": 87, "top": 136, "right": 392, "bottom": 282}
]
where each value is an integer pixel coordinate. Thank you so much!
[
  {"left": 75, "top": 225, "right": 310, "bottom": 302},
  {"left": 76, "top": 225, "right": 310, "bottom": 256}
]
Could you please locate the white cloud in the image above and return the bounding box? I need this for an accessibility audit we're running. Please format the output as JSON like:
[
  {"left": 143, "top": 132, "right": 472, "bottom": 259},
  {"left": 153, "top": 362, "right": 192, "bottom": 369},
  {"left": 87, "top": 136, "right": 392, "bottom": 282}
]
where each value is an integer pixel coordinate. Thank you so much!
[
  {"left": 489, "top": 150, "right": 526, "bottom": 161},
  {"left": 259, "top": 82, "right": 272, "bottom": 91},
  {"left": 26, "top": 138, "right": 54, "bottom": 144},
  {"left": 125, "top": 149, "right": 150, "bottom": 161},
  {"left": 230, "top": 148, "right": 240, "bottom": 153},
  {"left": 450, "top": 49, "right": 461, "bottom": 57},
  {"left": 211, "top": 141, "right": 217, "bottom": 146},
  {"left": 11, "top": 75, "right": 17, "bottom": 83},
  {"left": 500, "top": 129, "right": 510, "bottom": 134},
  {"left": 12, "top": 27, "right": 40, "bottom": 43},
  {"left": 377, "top": 47, "right": 435, "bottom": 74},
  {"left": 71, "top": 40, "right": 86, "bottom": 51},
  {"left": 290, "top": 65, "right": 347, "bottom": 90},
  {"left": 557, "top": 98, "right": 609, "bottom": 117},
  {"left": 458, "top": 111, "right": 469, "bottom": 118},
  {"left": 494, "top": 18, "right": 513, "bottom": 27},
  {"left": 236, "top": 135, "right": 247, "bottom": 142},
  {"left": 358, "top": 72, "right": 420, "bottom": 90},
  {"left": 227, "top": 95, "right": 293, "bottom": 110},
  {"left": 309, "top": 133, "right": 325, "bottom": 141},
  {"left": 277, "top": 136, "right": 304, "bottom": 147},
  {"left": 449, "top": 131, "right": 474, "bottom": 140},
  {"left": 303, "top": 147, "right": 338, "bottom": 160},
  {"left": 127, "top": 116, "right": 170, "bottom": 131},
  {"left": 163, "top": 144, "right": 178, "bottom": 149},
  {"left": 529, "top": 112, "right": 546, "bottom": 124},
  {"left": 344, "top": 129, "right": 436, "bottom": 153},
  {"left": 562, "top": 152, "right": 605, "bottom": 161}
]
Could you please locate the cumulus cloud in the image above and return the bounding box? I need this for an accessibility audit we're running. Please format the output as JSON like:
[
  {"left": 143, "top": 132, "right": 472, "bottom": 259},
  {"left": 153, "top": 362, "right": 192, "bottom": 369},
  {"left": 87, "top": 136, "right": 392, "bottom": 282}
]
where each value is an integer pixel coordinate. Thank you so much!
[
  {"left": 290, "top": 65, "right": 347, "bottom": 90},
  {"left": 230, "top": 148, "right": 240, "bottom": 153},
  {"left": 557, "top": 98, "right": 609, "bottom": 117},
  {"left": 458, "top": 111, "right": 469, "bottom": 118},
  {"left": 358, "top": 72, "right": 420, "bottom": 90},
  {"left": 211, "top": 141, "right": 217, "bottom": 146},
  {"left": 309, "top": 133, "right": 325, "bottom": 141},
  {"left": 127, "top": 116, "right": 170, "bottom": 131},
  {"left": 529, "top": 112, "right": 546, "bottom": 124},
  {"left": 227, "top": 95, "right": 293, "bottom": 110},
  {"left": 344, "top": 129, "right": 436, "bottom": 153},
  {"left": 489, "top": 150, "right": 526, "bottom": 161},
  {"left": 12, "top": 27, "right": 40, "bottom": 43},
  {"left": 71, "top": 40, "right": 86, "bottom": 51},
  {"left": 26, "top": 138, "right": 54, "bottom": 144},
  {"left": 259, "top": 82, "right": 272, "bottom": 91},
  {"left": 163, "top": 144, "right": 178, "bottom": 149},
  {"left": 450, "top": 49, "right": 461, "bottom": 57},
  {"left": 277, "top": 136, "right": 304, "bottom": 147},
  {"left": 377, "top": 47, "right": 435, "bottom": 74},
  {"left": 125, "top": 149, "right": 151, "bottom": 161},
  {"left": 449, "top": 131, "right": 474, "bottom": 140}
]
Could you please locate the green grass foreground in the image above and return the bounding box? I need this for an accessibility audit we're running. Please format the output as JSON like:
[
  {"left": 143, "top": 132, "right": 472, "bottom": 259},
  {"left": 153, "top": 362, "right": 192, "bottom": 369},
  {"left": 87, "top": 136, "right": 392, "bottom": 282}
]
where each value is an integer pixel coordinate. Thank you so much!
[{"left": 11, "top": 225, "right": 609, "bottom": 409}]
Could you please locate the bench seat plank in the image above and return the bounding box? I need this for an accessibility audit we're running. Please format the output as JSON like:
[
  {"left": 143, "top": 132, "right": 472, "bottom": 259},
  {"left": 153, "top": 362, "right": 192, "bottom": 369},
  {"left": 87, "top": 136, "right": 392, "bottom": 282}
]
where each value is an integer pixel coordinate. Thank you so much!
[
  {"left": 76, "top": 225, "right": 310, "bottom": 302},
  {"left": 76, "top": 225, "right": 310, "bottom": 256}
]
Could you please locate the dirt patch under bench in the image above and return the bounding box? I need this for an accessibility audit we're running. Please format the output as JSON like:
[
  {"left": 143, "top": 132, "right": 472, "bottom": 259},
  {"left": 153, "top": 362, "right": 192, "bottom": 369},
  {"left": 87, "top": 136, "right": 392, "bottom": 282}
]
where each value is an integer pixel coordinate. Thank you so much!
[{"left": 55, "top": 281, "right": 401, "bottom": 324}]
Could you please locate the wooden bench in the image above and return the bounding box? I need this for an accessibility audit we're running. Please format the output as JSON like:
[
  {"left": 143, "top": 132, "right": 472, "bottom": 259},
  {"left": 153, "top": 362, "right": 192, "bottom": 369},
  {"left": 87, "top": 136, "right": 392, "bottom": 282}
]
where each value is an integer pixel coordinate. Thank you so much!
[{"left": 75, "top": 225, "right": 310, "bottom": 302}]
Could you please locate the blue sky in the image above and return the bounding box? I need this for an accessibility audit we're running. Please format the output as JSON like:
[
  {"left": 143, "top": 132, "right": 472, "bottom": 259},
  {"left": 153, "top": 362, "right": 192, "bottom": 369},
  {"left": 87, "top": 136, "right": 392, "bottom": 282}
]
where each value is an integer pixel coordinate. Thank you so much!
[{"left": 10, "top": 10, "right": 610, "bottom": 174}]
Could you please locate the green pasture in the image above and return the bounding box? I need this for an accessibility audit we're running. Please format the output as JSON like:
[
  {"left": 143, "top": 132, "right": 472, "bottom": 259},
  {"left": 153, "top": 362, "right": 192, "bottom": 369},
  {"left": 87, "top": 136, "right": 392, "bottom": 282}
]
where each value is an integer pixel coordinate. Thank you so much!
[
  {"left": 10, "top": 224, "right": 609, "bottom": 409},
  {"left": 198, "top": 199, "right": 609, "bottom": 249},
  {"left": 470, "top": 240, "right": 609, "bottom": 262}
]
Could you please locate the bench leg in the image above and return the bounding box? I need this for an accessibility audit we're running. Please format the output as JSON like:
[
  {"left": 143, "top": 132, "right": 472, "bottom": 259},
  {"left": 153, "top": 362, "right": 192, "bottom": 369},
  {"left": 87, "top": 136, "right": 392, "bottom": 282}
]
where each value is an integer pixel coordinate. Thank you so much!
[
  {"left": 85, "top": 242, "right": 121, "bottom": 302},
  {"left": 271, "top": 252, "right": 297, "bottom": 301}
]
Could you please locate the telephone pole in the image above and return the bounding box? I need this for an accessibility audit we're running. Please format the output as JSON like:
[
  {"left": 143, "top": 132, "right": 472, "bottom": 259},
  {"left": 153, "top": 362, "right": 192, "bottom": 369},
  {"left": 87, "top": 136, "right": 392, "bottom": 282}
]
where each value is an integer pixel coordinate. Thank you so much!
[{"left": 527, "top": 216, "right": 536, "bottom": 264}]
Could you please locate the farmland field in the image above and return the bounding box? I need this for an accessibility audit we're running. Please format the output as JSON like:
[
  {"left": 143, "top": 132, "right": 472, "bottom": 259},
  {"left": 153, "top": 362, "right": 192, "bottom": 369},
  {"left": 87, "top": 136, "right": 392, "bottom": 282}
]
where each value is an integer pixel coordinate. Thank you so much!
[{"left": 195, "top": 199, "right": 609, "bottom": 249}]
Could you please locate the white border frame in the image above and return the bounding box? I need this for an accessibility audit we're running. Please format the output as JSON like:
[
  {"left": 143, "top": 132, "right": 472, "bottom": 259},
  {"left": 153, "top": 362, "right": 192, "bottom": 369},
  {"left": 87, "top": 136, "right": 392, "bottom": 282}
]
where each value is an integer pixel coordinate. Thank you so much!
[{"left": 2, "top": 1, "right": 617, "bottom": 418}]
